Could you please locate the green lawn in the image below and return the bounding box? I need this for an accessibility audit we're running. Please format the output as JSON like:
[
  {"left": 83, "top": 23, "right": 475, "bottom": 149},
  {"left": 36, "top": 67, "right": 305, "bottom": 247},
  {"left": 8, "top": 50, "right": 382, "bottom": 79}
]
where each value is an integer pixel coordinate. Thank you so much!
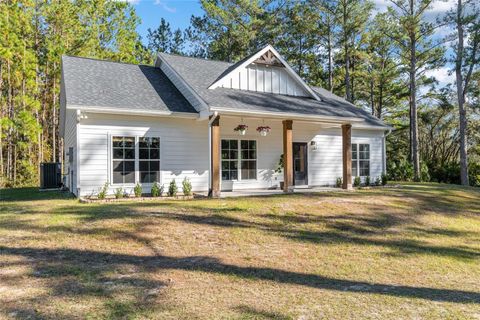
[{"left": 0, "top": 183, "right": 479, "bottom": 319}]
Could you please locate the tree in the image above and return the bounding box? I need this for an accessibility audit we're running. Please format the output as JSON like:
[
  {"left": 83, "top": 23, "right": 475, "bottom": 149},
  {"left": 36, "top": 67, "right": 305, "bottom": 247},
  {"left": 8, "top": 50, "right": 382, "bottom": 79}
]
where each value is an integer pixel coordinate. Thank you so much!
[
  {"left": 147, "top": 18, "right": 173, "bottom": 54},
  {"left": 445, "top": 0, "right": 480, "bottom": 185},
  {"left": 388, "top": 0, "right": 445, "bottom": 181},
  {"left": 336, "top": 0, "right": 373, "bottom": 103}
]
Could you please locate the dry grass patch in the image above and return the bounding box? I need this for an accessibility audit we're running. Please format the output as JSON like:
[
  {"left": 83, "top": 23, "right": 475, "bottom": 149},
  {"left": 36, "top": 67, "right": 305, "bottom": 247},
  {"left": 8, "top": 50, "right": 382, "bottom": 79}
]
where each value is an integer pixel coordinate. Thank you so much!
[{"left": 0, "top": 183, "right": 479, "bottom": 319}]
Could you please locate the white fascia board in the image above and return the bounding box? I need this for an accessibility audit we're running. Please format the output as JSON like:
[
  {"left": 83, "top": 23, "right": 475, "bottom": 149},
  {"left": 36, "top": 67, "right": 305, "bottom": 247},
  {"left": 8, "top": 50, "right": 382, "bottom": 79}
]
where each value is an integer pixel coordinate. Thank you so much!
[
  {"left": 208, "top": 44, "right": 321, "bottom": 101},
  {"left": 155, "top": 55, "right": 210, "bottom": 113},
  {"left": 67, "top": 105, "right": 199, "bottom": 119},
  {"left": 209, "top": 106, "right": 363, "bottom": 124}
]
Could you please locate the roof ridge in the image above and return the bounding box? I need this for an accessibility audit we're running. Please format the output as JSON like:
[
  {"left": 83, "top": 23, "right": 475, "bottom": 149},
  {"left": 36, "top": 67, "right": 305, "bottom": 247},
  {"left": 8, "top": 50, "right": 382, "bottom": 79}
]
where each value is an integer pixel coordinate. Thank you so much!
[
  {"left": 62, "top": 55, "right": 154, "bottom": 68},
  {"left": 157, "top": 52, "right": 235, "bottom": 65}
]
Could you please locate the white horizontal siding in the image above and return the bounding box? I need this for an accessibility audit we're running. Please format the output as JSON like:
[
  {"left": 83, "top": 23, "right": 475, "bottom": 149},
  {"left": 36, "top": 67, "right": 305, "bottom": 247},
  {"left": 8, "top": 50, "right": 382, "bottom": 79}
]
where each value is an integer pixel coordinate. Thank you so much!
[
  {"left": 63, "top": 109, "right": 78, "bottom": 195},
  {"left": 77, "top": 113, "right": 208, "bottom": 197},
  {"left": 219, "top": 117, "right": 385, "bottom": 190},
  {"left": 76, "top": 112, "right": 385, "bottom": 196}
]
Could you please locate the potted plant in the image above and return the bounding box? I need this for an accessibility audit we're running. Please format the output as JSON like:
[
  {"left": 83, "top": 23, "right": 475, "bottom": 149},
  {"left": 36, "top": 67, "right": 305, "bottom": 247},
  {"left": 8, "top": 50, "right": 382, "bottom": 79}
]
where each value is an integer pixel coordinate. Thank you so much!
[
  {"left": 275, "top": 154, "right": 284, "bottom": 189},
  {"left": 256, "top": 125, "right": 271, "bottom": 136},
  {"left": 234, "top": 124, "right": 248, "bottom": 135}
]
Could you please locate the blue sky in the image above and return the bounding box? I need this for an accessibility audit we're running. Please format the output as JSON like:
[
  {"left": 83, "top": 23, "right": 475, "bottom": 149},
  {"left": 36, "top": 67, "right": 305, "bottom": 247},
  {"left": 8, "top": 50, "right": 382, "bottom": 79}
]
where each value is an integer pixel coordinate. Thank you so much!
[
  {"left": 129, "top": 0, "right": 203, "bottom": 43},
  {"left": 128, "top": 0, "right": 457, "bottom": 86}
]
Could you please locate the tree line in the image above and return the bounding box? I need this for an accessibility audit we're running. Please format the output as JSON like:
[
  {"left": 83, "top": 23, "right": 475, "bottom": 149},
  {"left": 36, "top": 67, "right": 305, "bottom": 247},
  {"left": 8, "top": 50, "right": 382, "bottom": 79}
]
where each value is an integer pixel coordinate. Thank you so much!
[{"left": 1, "top": 0, "right": 479, "bottom": 188}]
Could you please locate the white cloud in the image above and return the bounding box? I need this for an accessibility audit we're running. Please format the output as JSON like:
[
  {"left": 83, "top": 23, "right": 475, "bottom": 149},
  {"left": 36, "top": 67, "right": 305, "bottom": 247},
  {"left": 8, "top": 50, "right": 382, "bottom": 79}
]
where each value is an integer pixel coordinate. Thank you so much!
[
  {"left": 425, "top": 66, "right": 455, "bottom": 87},
  {"left": 154, "top": 0, "right": 177, "bottom": 13}
]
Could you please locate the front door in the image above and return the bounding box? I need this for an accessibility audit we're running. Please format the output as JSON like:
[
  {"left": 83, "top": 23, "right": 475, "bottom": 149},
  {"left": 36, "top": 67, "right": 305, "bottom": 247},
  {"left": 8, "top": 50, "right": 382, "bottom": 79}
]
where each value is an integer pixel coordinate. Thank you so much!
[{"left": 293, "top": 142, "right": 308, "bottom": 186}]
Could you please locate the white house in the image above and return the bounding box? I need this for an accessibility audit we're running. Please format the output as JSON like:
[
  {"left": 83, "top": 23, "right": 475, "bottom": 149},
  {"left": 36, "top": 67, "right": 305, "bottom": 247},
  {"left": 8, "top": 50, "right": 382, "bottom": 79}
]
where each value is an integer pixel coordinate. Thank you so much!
[{"left": 59, "top": 45, "right": 390, "bottom": 197}]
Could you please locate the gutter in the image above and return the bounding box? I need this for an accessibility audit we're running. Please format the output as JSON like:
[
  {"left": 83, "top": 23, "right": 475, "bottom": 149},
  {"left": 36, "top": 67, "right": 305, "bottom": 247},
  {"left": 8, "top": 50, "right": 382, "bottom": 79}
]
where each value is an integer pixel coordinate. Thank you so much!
[
  {"left": 67, "top": 105, "right": 199, "bottom": 119},
  {"left": 208, "top": 111, "right": 219, "bottom": 196}
]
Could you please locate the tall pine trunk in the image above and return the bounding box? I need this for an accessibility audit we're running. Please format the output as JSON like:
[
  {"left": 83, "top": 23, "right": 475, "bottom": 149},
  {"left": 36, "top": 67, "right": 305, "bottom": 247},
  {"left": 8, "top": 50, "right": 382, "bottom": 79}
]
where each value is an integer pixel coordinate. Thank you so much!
[
  {"left": 409, "top": 0, "right": 420, "bottom": 181},
  {"left": 455, "top": 0, "right": 469, "bottom": 185}
]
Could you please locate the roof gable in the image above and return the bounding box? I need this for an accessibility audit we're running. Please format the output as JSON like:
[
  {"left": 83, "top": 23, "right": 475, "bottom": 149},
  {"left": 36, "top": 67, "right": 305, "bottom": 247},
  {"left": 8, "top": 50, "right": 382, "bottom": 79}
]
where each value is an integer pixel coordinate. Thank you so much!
[{"left": 208, "top": 45, "right": 320, "bottom": 100}]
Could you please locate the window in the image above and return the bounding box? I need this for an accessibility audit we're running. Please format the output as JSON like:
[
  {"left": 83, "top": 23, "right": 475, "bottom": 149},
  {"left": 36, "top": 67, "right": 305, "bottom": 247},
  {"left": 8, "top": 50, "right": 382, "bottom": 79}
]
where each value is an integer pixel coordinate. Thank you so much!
[
  {"left": 241, "top": 140, "right": 257, "bottom": 180},
  {"left": 112, "top": 136, "right": 135, "bottom": 184},
  {"left": 139, "top": 137, "right": 160, "bottom": 183},
  {"left": 221, "top": 139, "right": 238, "bottom": 180},
  {"left": 352, "top": 143, "right": 370, "bottom": 177},
  {"left": 221, "top": 139, "right": 257, "bottom": 180},
  {"left": 111, "top": 136, "right": 160, "bottom": 184}
]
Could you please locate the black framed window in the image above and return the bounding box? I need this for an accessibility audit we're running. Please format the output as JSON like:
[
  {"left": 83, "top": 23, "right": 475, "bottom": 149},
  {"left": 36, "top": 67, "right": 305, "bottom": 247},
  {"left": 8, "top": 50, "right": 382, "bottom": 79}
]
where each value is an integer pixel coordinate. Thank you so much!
[
  {"left": 352, "top": 143, "right": 370, "bottom": 177},
  {"left": 221, "top": 139, "right": 238, "bottom": 180},
  {"left": 112, "top": 136, "right": 135, "bottom": 184},
  {"left": 221, "top": 139, "right": 257, "bottom": 181},
  {"left": 139, "top": 137, "right": 160, "bottom": 183},
  {"left": 241, "top": 140, "right": 257, "bottom": 180}
]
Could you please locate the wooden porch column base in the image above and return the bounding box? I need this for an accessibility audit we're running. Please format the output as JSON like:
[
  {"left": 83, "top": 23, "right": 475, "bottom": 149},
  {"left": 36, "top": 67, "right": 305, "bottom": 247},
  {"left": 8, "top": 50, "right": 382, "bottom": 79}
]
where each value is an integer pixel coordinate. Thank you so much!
[
  {"left": 342, "top": 123, "right": 352, "bottom": 190},
  {"left": 283, "top": 120, "right": 293, "bottom": 192},
  {"left": 210, "top": 115, "right": 221, "bottom": 198}
]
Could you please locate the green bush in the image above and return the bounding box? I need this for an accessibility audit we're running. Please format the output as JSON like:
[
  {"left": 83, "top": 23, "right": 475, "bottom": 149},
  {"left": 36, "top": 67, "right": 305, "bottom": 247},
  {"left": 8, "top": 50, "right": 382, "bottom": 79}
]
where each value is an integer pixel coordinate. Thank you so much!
[
  {"left": 381, "top": 173, "right": 388, "bottom": 186},
  {"left": 114, "top": 188, "right": 124, "bottom": 199},
  {"left": 353, "top": 176, "right": 361, "bottom": 187},
  {"left": 182, "top": 177, "right": 192, "bottom": 196},
  {"left": 335, "top": 177, "right": 342, "bottom": 188},
  {"left": 375, "top": 177, "right": 381, "bottom": 186},
  {"left": 168, "top": 179, "right": 178, "bottom": 197},
  {"left": 98, "top": 182, "right": 109, "bottom": 199},
  {"left": 365, "top": 176, "right": 370, "bottom": 186},
  {"left": 134, "top": 183, "right": 142, "bottom": 197},
  {"left": 151, "top": 181, "right": 163, "bottom": 197}
]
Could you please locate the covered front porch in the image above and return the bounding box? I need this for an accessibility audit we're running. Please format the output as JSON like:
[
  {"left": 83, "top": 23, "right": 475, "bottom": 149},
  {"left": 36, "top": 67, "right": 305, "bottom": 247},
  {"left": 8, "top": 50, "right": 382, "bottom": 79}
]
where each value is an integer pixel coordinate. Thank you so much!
[{"left": 208, "top": 114, "right": 356, "bottom": 198}]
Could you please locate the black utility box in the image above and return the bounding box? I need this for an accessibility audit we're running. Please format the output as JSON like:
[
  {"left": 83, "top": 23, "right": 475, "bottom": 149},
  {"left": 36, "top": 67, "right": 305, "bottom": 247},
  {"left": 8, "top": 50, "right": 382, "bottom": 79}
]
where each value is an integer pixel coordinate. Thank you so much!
[{"left": 40, "top": 162, "right": 62, "bottom": 189}]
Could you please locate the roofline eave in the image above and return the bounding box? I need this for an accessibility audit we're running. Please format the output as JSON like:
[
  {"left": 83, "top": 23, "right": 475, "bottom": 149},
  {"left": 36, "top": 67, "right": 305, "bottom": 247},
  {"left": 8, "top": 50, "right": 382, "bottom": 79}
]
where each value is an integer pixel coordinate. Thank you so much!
[{"left": 66, "top": 105, "right": 199, "bottom": 119}]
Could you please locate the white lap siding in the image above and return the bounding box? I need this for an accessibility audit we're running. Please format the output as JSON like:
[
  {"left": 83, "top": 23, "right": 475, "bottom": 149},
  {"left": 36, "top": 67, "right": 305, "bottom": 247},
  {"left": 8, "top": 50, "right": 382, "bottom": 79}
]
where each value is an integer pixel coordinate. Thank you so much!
[
  {"left": 219, "top": 117, "right": 385, "bottom": 190},
  {"left": 63, "top": 108, "right": 78, "bottom": 195},
  {"left": 77, "top": 113, "right": 208, "bottom": 197}
]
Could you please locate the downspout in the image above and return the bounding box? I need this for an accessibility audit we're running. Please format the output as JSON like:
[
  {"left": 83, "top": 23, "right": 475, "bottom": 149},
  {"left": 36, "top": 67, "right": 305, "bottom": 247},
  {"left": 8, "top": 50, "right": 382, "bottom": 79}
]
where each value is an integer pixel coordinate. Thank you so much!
[
  {"left": 208, "top": 111, "right": 218, "bottom": 195},
  {"left": 383, "top": 128, "right": 392, "bottom": 175}
]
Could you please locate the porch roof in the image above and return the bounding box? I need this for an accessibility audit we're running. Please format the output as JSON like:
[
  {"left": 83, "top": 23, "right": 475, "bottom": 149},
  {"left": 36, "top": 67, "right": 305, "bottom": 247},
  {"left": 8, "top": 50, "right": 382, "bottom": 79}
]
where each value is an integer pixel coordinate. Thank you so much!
[{"left": 158, "top": 53, "right": 388, "bottom": 128}]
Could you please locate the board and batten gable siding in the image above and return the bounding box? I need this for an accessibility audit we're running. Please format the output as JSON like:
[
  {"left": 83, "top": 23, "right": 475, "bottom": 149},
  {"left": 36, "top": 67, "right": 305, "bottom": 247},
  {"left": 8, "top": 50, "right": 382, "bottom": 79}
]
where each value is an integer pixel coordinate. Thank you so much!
[
  {"left": 63, "top": 108, "right": 78, "bottom": 195},
  {"left": 219, "top": 117, "right": 385, "bottom": 190},
  {"left": 77, "top": 113, "right": 208, "bottom": 197},
  {"left": 219, "top": 64, "right": 310, "bottom": 97}
]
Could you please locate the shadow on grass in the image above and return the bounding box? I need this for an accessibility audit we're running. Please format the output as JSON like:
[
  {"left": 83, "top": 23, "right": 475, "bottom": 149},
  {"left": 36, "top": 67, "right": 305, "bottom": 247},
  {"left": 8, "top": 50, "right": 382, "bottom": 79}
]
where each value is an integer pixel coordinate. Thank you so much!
[
  {"left": 234, "top": 305, "right": 292, "bottom": 320},
  {"left": 0, "top": 245, "right": 479, "bottom": 305},
  {"left": 0, "top": 187, "right": 74, "bottom": 202}
]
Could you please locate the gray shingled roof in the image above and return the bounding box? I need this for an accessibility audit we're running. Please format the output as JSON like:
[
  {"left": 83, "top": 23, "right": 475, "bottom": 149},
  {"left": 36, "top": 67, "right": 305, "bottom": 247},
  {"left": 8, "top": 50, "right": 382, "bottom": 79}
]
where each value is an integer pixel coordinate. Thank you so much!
[
  {"left": 158, "top": 53, "right": 387, "bottom": 127},
  {"left": 62, "top": 56, "right": 196, "bottom": 113}
]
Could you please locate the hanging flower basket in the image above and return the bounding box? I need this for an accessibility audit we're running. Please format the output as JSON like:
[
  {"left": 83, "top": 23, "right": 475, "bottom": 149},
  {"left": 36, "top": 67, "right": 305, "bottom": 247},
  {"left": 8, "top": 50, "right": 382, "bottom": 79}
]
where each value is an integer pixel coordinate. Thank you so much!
[
  {"left": 256, "top": 126, "right": 271, "bottom": 136},
  {"left": 234, "top": 124, "right": 248, "bottom": 135}
]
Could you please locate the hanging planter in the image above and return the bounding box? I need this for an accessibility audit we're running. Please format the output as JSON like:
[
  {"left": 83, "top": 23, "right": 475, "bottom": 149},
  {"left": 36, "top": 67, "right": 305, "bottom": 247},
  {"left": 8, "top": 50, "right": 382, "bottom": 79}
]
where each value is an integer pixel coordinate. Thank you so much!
[
  {"left": 256, "top": 126, "right": 271, "bottom": 136},
  {"left": 234, "top": 124, "right": 248, "bottom": 136}
]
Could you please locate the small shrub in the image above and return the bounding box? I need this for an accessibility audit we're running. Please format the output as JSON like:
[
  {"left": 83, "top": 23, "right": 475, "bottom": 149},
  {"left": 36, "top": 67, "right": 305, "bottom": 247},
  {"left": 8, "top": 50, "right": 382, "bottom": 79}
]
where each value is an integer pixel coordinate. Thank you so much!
[
  {"left": 114, "top": 188, "right": 124, "bottom": 199},
  {"left": 182, "top": 177, "right": 192, "bottom": 196},
  {"left": 168, "top": 179, "right": 178, "bottom": 197},
  {"left": 335, "top": 177, "right": 342, "bottom": 188},
  {"left": 353, "top": 176, "right": 361, "bottom": 187},
  {"left": 134, "top": 183, "right": 142, "bottom": 197},
  {"left": 381, "top": 173, "right": 388, "bottom": 186},
  {"left": 365, "top": 176, "right": 370, "bottom": 186},
  {"left": 151, "top": 181, "right": 163, "bottom": 197},
  {"left": 98, "top": 182, "right": 109, "bottom": 200},
  {"left": 375, "top": 177, "right": 381, "bottom": 186}
]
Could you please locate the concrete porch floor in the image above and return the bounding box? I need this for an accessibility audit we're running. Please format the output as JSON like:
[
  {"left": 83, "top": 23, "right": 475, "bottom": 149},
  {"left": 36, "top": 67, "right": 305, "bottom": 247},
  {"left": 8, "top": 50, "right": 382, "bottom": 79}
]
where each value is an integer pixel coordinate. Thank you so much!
[{"left": 196, "top": 186, "right": 342, "bottom": 198}]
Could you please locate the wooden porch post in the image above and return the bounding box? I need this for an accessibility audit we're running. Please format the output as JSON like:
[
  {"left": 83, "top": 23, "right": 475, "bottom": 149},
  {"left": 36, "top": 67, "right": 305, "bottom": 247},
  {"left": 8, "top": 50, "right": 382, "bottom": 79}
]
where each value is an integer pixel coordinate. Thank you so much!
[
  {"left": 342, "top": 124, "right": 352, "bottom": 190},
  {"left": 283, "top": 120, "right": 293, "bottom": 192},
  {"left": 210, "top": 115, "right": 221, "bottom": 197}
]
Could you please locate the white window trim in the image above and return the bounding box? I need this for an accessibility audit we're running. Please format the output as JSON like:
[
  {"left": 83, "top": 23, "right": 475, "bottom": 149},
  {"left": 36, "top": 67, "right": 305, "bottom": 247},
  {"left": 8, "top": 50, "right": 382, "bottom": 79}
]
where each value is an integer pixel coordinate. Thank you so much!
[
  {"left": 110, "top": 135, "right": 161, "bottom": 186},
  {"left": 352, "top": 143, "right": 370, "bottom": 177},
  {"left": 221, "top": 138, "right": 258, "bottom": 181}
]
